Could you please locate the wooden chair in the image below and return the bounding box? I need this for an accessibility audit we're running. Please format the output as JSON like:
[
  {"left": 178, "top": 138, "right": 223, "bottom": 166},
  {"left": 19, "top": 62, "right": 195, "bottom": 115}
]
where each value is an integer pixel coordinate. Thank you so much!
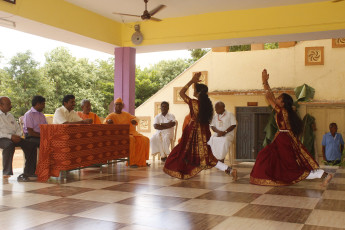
[{"left": 153, "top": 120, "right": 178, "bottom": 161}]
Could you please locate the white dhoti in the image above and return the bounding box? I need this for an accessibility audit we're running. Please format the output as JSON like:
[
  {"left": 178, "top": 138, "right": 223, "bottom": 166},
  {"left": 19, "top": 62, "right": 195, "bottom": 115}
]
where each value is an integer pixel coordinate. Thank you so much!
[
  {"left": 150, "top": 132, "right": 173, "bottom": 157},
  {"left": 207, "top": 135, "right": 233, "bottom": 160}
]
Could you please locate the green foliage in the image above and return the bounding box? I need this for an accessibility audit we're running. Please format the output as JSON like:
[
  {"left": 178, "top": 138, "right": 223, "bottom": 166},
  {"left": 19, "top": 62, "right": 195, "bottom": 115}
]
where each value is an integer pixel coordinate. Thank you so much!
[
  {"left": 3, "top": 51, "right": 48, "bottom": 117},
  {"left": 230, "top": 45, "right": 251, "bottom": 52},
  {"left": 0, "top": 46, "right": 200, "bottom": 116},
  {"left": 0, "top": 47, "right": 114, "bottom": 118},
  {"left": 135, "top": 58, "right": 191, "bottom": 107},
  {"left": 264, "top": 42, "right": 279, "bottom": 50},
  {"left": 42, "top": 47, "right": 114, "bottom": 117},
  {"left": 188, "top": 49, "right": 210, "bottom": 62}
]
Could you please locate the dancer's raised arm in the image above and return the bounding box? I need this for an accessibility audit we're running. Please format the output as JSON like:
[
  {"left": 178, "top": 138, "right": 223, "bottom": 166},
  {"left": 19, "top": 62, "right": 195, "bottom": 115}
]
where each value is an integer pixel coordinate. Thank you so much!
[
  {"left": 179, "top": 72, "right": 201, "bottom": 103},
  {"left": 262, "top": 69, "right": 278, "bottom": 108}
]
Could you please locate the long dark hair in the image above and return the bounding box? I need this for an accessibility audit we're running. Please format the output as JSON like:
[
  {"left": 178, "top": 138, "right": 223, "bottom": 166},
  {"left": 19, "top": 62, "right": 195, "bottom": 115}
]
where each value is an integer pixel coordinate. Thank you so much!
[
  {"left": 195, "top": 83, "right": 213, "bottom": 124},
  {"left": 281, "top": 93, "right": 303, "bottom": 137}
]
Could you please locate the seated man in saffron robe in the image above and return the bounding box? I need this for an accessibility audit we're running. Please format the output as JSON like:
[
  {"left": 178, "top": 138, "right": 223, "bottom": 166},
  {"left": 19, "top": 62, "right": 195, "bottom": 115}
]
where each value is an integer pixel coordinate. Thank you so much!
[
  {"left": 105, "top": 98, "right": 150, "bottom": 167},
  {"left": 77, "top": 99, "right": 102, "bottom": 124}
]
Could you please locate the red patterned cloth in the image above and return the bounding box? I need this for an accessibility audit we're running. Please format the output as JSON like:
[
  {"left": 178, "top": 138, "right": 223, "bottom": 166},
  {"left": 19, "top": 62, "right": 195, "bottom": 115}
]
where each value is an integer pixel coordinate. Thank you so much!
[
  {"left": 250, "top": 107, "right": 319, "bottom": 186},
  {"left": 36, "top": 124, "right": 129, "bottom": 182},
  {"left": 163, "top": 99, "right": 218, "bottom": 179}
]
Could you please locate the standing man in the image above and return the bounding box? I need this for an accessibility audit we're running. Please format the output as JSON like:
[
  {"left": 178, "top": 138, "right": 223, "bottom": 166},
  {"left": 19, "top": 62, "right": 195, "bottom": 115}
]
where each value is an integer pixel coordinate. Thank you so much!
[
  {"left": 322, "top": 123, "right": 344, "bottom": 165},
  {"left": 105, "top": 98, "right": 150, "bottom": 167},
  {"left": 0, "top": 96, "right": 37, "bottom": 181},
  {"left": 23, "top": 95, "right": 47, "bottom": 146},
  {"left": 207, "top": 101, "right": 237, "bottom": 162},
  {"left": 150, "top": 101, "right": 176, "bottom": 162},
  {"left": 53, "top": 95, "right": 92, "bottom": 124}
]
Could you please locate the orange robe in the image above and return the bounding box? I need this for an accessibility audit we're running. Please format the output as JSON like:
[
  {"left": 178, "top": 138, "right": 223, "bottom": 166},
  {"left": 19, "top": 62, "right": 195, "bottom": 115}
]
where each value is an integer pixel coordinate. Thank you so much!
[
  {"left": 105, "top": 111, "right": 150, "bottom": 167},
  {"left": 77, "top": 112, "right": 102, "bottom": 124}
]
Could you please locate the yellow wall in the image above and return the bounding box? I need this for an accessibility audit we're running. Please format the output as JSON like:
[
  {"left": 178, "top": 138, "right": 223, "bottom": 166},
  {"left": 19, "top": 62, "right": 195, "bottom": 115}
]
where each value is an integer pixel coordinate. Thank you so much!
[
  {"left": 122, "top": 2, "right": 345, "bottom": 47},
  {"left": 0, "top": 0, "right": 122, "bottom": 45}
]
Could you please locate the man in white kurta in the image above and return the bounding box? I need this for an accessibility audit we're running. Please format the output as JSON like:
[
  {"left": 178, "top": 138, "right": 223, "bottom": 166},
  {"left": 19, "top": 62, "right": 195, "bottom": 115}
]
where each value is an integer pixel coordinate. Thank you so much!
[
  {"left": 53, "top": 95, "right": 92, "bottom": 124},
  {"left": 150, "top": 102, "right": 176, "bottom": 162},
  {"left": 207, "top": 101, "right": 237, "bottom": 162}
]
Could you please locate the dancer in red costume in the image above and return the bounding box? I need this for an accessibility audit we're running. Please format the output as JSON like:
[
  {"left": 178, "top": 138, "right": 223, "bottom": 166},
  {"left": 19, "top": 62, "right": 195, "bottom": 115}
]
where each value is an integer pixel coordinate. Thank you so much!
[
  {"left": 250, "top": 69, "right": 333, "bottom": 186},
  {"left": 163, "top": 72, "right": 237, "bottom": 180}
]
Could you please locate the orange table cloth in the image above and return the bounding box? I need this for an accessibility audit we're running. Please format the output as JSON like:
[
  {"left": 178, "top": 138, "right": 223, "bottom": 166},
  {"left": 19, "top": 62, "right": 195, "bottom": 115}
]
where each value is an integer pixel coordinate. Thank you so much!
[{"left": 36, "top": 124, "right": 129, "bottom": 182}]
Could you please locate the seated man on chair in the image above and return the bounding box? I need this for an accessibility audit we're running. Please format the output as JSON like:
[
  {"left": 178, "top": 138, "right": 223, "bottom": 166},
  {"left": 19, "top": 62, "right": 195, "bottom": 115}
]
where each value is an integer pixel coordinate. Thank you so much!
[
  {"left": 0, "top": 96, "right": 37, "bottom": 181},
  {"left": 23, "top": 95, "right": 47, "bottom": 147},
  {"left": 77, "top": 99, "right": 102, "bottom": 124},
  {"left": 53, "top": 94, "right": 92, "bottom": 124},
  {"left": 105, "top": 98, "right": 150, "bottom": 167},
  {"left": 150, "top": 101, "right": 176, "bottom": 162},
  {"left": 207, "top": 101, "right": 237, "bottom": 163}
]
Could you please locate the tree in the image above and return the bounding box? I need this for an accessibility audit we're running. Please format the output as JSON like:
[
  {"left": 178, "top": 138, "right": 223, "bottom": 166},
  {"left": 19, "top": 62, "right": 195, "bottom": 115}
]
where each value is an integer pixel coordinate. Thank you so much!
[
  {"left": 135, "top": 58, "right": 191, "bottom": 107},
  {"left": 188, "top": 48, "right": 210, "bottom": 62},
  {"left": 264, "top": 42, "right": 279, "bottom": 50},
  {"left": 3, "top": 51, "right": 47, "bottom": 117},
  {"left": 230, "top": 45, "right": 251, "bottom": 52},
  {"left": 42, "top": 47, "right": 114, "bottom": 117},
  {"left": 93, "top": 58, "right": 115, "bottom": 115}
]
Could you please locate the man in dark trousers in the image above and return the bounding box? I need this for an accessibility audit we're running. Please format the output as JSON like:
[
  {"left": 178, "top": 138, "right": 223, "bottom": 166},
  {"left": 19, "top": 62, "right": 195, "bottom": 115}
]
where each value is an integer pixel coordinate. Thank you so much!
[{"left": 0, "top": 96, "right": 37, "bottom": 181}]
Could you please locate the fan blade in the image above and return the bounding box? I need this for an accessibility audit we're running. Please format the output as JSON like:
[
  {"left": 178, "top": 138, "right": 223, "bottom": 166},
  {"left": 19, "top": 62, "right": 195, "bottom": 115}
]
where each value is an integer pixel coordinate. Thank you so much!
[
  {"left": 150, "top": 17, "right": 162, "bottom": 22},
  {"left": 112, "top": 12, "right": 141, "bottom": 18},
  {"left": 332, "top": 0, "right": 344, "bottom": 2},
  {"left": 149, "top": 5, "right": 166, "bottom": 16}
]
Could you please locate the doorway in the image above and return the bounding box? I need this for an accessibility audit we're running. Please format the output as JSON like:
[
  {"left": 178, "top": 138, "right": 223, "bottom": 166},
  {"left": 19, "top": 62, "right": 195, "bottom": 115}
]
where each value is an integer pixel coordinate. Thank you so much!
[{"left": 236, "top": 107, "right": 271, "bottom": 161}]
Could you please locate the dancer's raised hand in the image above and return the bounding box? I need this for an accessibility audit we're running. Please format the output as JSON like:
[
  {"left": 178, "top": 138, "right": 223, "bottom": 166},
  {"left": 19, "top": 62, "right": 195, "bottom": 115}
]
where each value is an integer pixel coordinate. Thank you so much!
[
  {"left": 262, "top": 69, "right": 269, "bottom": 82},
  {"left": 192, "top": 72, "right": 202, "bottom": 83}
]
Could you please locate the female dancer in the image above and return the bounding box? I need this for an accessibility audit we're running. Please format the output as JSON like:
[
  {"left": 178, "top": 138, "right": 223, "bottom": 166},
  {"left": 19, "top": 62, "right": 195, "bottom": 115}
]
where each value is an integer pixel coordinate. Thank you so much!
[
  {"left": 250, "top": 69, "right": 333, "bottom": 186},
  {"left": 163, "top": 72, "right": 237, "bottom": 180}
]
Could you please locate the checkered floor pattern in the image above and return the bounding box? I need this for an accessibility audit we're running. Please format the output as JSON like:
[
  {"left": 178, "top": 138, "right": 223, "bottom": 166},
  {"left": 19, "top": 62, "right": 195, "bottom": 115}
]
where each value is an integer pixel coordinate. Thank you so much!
[{"left": 1, "top": 161, "right": 345, "bottom": 230}]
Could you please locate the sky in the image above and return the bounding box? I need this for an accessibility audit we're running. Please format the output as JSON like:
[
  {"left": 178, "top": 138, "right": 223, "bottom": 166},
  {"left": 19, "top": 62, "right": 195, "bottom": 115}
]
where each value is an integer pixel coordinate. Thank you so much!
[{"left": 0, "top": 26, "right": 191, "bottom": 68}]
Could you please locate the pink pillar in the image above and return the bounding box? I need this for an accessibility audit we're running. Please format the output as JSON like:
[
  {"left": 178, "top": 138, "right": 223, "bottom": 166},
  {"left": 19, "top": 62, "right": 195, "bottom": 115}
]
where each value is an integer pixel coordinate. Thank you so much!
[{"left": 114, "top": 47, "right": 136, "bottom": 114}]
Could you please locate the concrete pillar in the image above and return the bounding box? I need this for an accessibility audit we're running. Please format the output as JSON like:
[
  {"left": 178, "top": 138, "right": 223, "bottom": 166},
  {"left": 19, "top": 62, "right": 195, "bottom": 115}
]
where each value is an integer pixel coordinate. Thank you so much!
[
  {"left": 212, "top": 46, "right": 230, "bottom": 52},
  {"left": 278, "top": 41, "right": 297, "bottom": 48},
  {"left": 114, "top": 47, "right": 136, "bottom": 115},
  {"left": 251, "top": 43, "right": 264, "bottom": 50}
]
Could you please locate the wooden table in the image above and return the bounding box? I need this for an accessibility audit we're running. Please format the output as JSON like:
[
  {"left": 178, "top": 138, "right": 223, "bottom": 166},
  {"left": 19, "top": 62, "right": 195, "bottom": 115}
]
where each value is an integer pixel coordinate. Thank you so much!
[{"left": 36, "top": 124, "right": 129, "bottom": 182}]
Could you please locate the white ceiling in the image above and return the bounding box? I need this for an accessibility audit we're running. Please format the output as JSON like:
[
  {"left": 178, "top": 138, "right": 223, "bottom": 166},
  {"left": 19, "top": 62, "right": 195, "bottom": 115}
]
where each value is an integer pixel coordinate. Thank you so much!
[{"left": 65, "top": 0, "right": 329, "bottom": 23}]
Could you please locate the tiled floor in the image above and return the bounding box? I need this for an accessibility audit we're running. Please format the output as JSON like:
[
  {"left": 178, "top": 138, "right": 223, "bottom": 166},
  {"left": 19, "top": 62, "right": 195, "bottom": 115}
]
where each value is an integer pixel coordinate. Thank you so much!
[{"left": 1, "top": 161, "right": 345, "bottom": 230}]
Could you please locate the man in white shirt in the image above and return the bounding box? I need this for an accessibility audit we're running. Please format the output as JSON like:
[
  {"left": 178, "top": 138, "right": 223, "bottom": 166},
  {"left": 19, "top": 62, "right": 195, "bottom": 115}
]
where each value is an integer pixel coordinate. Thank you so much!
[
  {"left": 150, "top": 101, "right": 176, "bottom": 162},
  {"left": 207, "top": 101, "right": 237, "bottom": 162},
  {"left": 53, "top": 95, "right": 92, "bottom": 124},
  {"left": 0, "top": 96, "right": 38, "bottom": 181}
]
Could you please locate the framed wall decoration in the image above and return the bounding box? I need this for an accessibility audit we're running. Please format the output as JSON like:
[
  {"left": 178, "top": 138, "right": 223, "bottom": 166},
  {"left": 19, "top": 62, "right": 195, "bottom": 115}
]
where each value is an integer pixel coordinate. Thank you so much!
[
  {"left": 305, "top": 47, "right": 324, "bottom": 66},
  {"left": 154, "top": 102, "right": 161, "bottom": 117},
  {"left": 173, "top": 87, "right": 188, "bottom": 104},
  {"left": 136, "top": 116, "right": 151, "bottom": 132},
  {"left": 332, "top": 38, "right": 345, "bottom": 48}
]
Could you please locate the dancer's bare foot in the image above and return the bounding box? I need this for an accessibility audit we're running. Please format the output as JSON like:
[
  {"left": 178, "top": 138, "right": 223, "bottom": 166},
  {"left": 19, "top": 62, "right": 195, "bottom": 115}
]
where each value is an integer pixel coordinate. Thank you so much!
[
  {"left": 322, "top": 173, "right": 333, "bottom": 187},
  {"left": 231, "top": 169, "right": 238, "bottom": 181}
]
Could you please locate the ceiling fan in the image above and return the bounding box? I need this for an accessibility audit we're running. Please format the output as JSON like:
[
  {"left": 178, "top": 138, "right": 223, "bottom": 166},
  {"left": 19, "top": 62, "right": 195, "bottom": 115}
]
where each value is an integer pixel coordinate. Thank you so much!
[{"left": 112, "top": 0, "right": 166, "bottom": 22}]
